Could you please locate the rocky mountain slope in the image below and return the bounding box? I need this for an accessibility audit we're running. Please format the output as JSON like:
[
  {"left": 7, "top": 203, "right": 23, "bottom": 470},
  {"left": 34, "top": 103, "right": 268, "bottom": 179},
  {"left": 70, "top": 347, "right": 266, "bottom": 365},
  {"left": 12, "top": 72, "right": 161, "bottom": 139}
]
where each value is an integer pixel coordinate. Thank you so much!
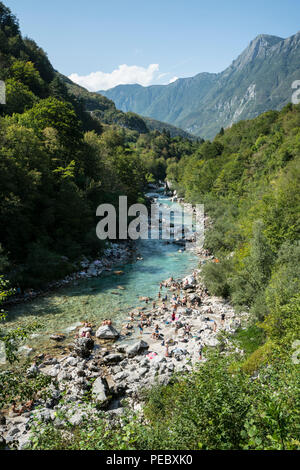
[{"left": 101, "top": 32, "right": 300, "bottom": 139}]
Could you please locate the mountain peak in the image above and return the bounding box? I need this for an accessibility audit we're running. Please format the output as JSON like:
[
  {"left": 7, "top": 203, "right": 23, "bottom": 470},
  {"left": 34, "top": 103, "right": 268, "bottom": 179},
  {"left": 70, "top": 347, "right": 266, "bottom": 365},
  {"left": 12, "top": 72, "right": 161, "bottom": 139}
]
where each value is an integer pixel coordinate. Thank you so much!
[
  {"left": 231, "top": 34, "right": 283, "bottom": 71},
  {"left": 252, "top": 33, "right": 283, "bottom": 43}
]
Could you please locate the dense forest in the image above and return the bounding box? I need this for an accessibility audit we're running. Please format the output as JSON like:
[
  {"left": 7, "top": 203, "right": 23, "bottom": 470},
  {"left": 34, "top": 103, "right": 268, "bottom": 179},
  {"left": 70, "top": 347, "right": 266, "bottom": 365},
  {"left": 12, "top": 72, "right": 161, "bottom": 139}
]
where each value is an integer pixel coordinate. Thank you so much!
[{"left": 0, "top": 2, "right": 199, "bottom": 287}]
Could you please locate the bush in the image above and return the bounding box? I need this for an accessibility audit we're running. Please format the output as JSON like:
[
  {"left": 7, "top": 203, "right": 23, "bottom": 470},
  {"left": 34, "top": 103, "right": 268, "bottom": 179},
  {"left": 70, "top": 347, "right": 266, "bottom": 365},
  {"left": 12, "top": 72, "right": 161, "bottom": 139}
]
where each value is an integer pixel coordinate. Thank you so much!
[
  {"left": 201, "top": 258, "right": 233, "bottom": 297},
  {"left": 20, "top": 243, "right": 75, "bottom": 287},
  {"left": 241, "top": 341, "right": 274, "bottom": 374}
]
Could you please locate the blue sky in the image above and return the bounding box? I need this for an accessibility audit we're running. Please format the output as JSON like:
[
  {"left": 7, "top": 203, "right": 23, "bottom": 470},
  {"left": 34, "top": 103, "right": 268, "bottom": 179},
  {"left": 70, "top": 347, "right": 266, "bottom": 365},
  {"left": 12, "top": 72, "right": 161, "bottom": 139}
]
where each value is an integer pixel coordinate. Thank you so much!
[{"left": 4, "top": 0, "right": 300, "bottom": 90}]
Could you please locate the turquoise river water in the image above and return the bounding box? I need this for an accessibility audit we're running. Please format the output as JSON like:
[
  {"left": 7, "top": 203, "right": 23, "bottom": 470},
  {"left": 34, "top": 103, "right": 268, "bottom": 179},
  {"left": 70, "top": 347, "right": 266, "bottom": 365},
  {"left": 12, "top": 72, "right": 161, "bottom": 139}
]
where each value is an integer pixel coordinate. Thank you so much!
[{"left": 3, "top": 192, "right": 199, "bottom": 356}]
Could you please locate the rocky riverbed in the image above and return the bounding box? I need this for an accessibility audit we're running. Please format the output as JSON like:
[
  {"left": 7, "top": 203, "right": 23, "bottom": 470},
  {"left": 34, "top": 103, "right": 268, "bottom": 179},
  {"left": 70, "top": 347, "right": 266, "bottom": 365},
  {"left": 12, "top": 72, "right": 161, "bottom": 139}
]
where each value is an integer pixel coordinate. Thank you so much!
[
  {"left": 4, "top": 242, "right": 135, "bottom": 307},
  {"left": 0, "top": 245, "right": 248, "bottom": 450}
]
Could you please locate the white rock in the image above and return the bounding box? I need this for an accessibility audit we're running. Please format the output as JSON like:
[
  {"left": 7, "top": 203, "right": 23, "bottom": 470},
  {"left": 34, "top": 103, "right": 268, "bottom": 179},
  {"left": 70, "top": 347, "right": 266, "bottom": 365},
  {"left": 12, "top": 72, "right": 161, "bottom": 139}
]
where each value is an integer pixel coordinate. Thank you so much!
[
  {"left": 95, "top": 325, "right": 120, "bottom": 339},
  {"left": 126, "top": 340, "right": 149, "bottom": 357},
  {"left": 92, "top": 377, "right": 108, "bottom": 404},
  {"left": 64, "top": 356, "right": 78, "bottom": 367}
]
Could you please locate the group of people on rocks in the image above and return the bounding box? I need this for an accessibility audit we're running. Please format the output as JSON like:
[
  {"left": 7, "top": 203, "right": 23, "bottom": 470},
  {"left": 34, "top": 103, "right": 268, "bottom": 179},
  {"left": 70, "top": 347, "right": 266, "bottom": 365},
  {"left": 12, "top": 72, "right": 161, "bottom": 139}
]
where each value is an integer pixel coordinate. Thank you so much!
[
  {"left": 75, "top": 270, "right": 227, "bottom": 363},
  {"left": 118, "top": 273, "right": 219, "bottom": 361}
]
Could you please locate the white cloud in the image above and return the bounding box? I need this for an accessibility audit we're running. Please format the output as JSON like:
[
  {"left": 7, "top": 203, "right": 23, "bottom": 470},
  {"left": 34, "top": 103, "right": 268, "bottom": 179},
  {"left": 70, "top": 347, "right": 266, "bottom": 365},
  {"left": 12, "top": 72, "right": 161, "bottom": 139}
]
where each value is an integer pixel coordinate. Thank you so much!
[
  {"left": 168, "top": 76, "right": 178, "bottom": 84},
  {"left": 68, "top": 63, "right": 160, "bottom": 91}
]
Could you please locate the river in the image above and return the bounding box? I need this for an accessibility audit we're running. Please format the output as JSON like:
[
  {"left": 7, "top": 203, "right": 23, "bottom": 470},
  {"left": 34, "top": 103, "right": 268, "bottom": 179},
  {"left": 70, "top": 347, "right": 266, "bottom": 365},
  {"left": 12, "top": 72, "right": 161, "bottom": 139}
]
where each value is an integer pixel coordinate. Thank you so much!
[{"left": 3, "top": 191, "right": 199, "bottom": 357}]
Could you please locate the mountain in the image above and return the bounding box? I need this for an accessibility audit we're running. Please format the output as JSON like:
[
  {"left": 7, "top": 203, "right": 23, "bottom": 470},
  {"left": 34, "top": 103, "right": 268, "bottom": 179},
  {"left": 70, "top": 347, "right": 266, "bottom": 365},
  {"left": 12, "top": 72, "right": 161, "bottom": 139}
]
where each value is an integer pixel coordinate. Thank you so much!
[
  {"left": 100, "top": 32, "right": 300, "bottom": 139},
  {"left": 61, "top": 74, "right": 196, "bottom": 139}
]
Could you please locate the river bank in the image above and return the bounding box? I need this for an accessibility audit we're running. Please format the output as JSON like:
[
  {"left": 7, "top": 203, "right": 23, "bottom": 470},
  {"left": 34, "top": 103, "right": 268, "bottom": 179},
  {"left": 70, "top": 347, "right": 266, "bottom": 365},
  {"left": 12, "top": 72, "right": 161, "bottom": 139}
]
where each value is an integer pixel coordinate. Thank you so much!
[
  {"left": 4, "top": 241, "right": 136, "bottom": 308},
  {"left": 2, "top": 191, "right": 200, "bottom": 358},
  {"left": 0, "top": 237, "right": 248, "bottom": 450},
  {"left": 4, "top": 184, "right": 169, "bottom": 308},
  {"left": 0, "top": 188, "right": 249, "bottom": 449}
]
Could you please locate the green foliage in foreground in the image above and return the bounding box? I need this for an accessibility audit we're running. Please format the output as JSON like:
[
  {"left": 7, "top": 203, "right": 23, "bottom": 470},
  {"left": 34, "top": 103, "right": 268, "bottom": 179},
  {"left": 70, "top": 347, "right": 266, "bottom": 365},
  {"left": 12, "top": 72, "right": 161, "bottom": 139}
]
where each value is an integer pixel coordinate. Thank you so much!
[
  {"left": 0, "top": 271, "right": 42, "bottom": 364},
  {"left": 0, "top": 366, "right": 52, "bottom": 409},
  {"left": 28, "top": 353, "right": 300, "bottom": 450}
]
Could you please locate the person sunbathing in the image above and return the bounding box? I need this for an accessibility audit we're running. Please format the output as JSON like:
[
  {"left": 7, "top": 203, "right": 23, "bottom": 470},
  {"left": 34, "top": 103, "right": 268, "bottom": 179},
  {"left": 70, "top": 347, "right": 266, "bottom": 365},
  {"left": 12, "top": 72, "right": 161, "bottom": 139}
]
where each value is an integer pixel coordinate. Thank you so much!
[{"left": 152, "top": 324, "right": 160, "bottom": 339}]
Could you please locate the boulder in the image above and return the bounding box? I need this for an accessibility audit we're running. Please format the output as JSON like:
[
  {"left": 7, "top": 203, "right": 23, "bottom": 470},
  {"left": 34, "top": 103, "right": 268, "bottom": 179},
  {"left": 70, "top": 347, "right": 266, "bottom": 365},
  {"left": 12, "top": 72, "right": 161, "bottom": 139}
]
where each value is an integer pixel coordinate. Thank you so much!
[
  {"left": 92, "top": 377, "right": 110, "bottom": 406},
  {"left": 151, "top": 356, "right": 167, "bottom": 367},
  {"left": 46, "top": 364, "right": 61, "bottom": 377},
  {"left": 138, "top": 367, "right": 148, "bottom": 377},
  {"left": 64, "top": 356, "right": 78, "bottom": 367},
  {"left": 188, "top": 294, "right": 201, "bottom": 303},
  {"left": 57, "top": 370, "right": 71, "bottom": 382},
  {"left": 73, "top": 337, "right": 94, "bottom": 358},
  {"left": 164, "top": 277, "right": 173, "bottom": 287},
  {"left": 126, "top": 340, "right": 149, "bottom": 357},
  {"left": 182, "top": 275, "right": 196, "bottom": 289},
  {"left": 45, "top": 388, "right": 61, "bottom": 408},
  {"left": 69, "top": 410, "right": 87, "bottom": 426},
  {"left": 95, "top": 325, "right": 119, "bottom": 340},
  {"left": 87, "top": 266, "right": 98, "bottom": 276},
  {"left": 139, "top": 358, "right": 150, "bottom": 368},
  {"left": 103, "top": 353, "right": 123, "bottom": 364},
  {"left": 26, "top": 364, "right": 39, "bottom": 378},
  {"left": 114, "top": 371, "right": 129, "bottom": 381},
  {"left": 18, "top": 346, "right": 34, "bottom": 357},
  {"left": 78, "top": 327, "right": 93, "bottom": 337},
  {"left": 17, "top": 434, "right": 32, "bottom": 450},
  {"left": 204, "top": 336, "right": 220, "bottom": 347},
  {"left": 50, "top": 334, "right": 66, "bottom": 342}
]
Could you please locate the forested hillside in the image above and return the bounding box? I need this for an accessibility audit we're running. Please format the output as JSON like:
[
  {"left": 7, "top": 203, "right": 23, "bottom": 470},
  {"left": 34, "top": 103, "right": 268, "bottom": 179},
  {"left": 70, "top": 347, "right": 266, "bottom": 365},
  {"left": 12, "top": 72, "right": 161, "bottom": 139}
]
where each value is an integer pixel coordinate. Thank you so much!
[
  {"left": 0, "top": 2, "right": 198, "bottom": 287},
  {"left": 166, "top": 103, "right": 300, "bottom": 365},
  {"left": 121, "top": 105, "right": 299, "bottom": 451},
  {"left": 60, "top": 74, "right": 195, "bottom": 139}
]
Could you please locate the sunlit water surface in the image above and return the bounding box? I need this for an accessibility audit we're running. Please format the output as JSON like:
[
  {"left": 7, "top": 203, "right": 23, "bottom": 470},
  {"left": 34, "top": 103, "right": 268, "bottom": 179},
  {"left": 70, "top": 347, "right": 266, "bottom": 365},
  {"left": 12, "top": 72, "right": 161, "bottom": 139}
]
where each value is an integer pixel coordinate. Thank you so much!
[{"left": 3, "top": 193, "right": 199, "bottom": 357}]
